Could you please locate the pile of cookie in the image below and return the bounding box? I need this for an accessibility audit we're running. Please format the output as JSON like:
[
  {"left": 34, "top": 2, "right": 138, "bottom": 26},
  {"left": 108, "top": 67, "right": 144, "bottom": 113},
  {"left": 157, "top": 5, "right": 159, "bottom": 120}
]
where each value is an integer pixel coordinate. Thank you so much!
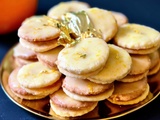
[{"left": 8, "top": 1, "right": 160, "bottom": 118}]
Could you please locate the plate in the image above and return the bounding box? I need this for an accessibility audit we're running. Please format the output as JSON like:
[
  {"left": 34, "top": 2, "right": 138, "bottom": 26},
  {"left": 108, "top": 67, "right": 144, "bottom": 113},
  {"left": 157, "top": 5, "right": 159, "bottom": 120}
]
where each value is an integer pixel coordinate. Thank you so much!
[{"left": 0, "top": 46, "right": 160, "bottom": 120}]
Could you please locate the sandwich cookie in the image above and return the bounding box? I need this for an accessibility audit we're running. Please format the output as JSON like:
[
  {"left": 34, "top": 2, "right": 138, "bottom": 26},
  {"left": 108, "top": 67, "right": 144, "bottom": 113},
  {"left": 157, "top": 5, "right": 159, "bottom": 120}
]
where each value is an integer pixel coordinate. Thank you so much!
[
  {"left": 86, "top": 8, "right": 118, "bottom": 42},
  {"left": 57, "top": 37, "right": 109, "bottom": 77},
  {"left": 13, "top": 43, "right": 37, "bottom": 67},
  {"left": 62, "top": 76, "right": 114, "bottom": 101},
  {"left": 8, "top": 68, "right": 46, "bottom": 100},
  {"left": 114, "top": 23, "right": 160, "bottom": 54},
  {"left": 148, "top": 50, "right": 160, "bottom": 75},
  {"left": 107, "top": 77, "right": 150, "bottom": 105},
  {"left": 111, "top": 11, "right": 128, "bottom": 26},
  {"left": 37, "top": 46, "right": 63, "bottom": 68},
  {"left": 117, "top": 54, "right": 151, "bottom": 82},
  {"left": 49, "top": 89, "right": 98, "bottom": 117},
  {"left": 88, "top": 44, "right": 132, "bottom": 84},
  {"left": 47, "top": 1, "right": 90, "bottom": 20}
]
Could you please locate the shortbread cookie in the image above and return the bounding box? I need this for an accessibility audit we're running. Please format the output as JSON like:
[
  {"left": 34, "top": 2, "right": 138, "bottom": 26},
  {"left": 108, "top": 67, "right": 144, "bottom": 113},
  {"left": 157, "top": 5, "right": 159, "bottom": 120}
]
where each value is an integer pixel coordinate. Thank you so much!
[
  {"left": 86, "top": 8, "right": 118, "bottom": 42},
  {"left": 37, "top": 46, "right": 63, "bottom": 68},
  {"left": 111, "top": 11, "right": 128, "bottom": 26},
  {"left": 107, "top": 77, "right": 149, "bottom": 105},
  {"left": 17, "top": 61, "right": 61, "bottom": 88},
  {"left": 88, "top": 44, "right": 132, "bottom": 84},
  {"left": 123, "top": 45, "right": 160, "bottom": 54},
  {"left": 57, "top": 37, "right": 109, "bottom": 75},
  {"left": 114, "top": 23, "right": 160, "bottom": 54},
  {"left": 13, "top": 43, "right": 37, "bottom": 60},
  {"left": 21, "top": 80, "right": 62, "bottom": 96},
  {"left": 20, "top": 38, "right": 59, "bottom": 52},
  {"left": 47, "top": 1, "right": 90, "bottom": 20},
  {"left": 14, "top": 57, "right": 37, "bottom": 67},
  {"left": 148, "top": 50, "right": 159, "bottom": 70},
  {"left": 129, "top": 54, "right": 151, "bottom": 75},
  {"left": 49, "top": 89, "right": 98, "bottom": 117},
  {"left": 8, "top": 68, "right": 46, "bottom": 100},
  {"left": 117, "top": 71, "right": 148, "bottom": 82},
  {"left": 148, "top": 60, "right": 160, "bottom": 75},
  {"left": 63, "top": 86, "right": 114, "bottom": 102},
  {"left": 18, "top": 16, "right": 60, "bottom": 42},
  {"left": 62, "top": 76, "right": 113, "bottom": 95}
]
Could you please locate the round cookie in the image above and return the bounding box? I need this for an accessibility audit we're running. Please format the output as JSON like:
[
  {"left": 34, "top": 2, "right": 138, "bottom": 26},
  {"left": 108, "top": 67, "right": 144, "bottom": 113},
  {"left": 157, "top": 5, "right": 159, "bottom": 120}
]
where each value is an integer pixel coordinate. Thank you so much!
[
  {"left": 18, "top": 15, "right": 60, "bottom": 42},
  {"left": 148, "top": 50, "right": 159, "bottom": 69},
  {"left": 86, "top": 8, "right": 118, "bottom": 42},
  {"left": 20, "top": 38, "right": 59, "bottom": 52},
  {"left": 62, "top": 76, "right": 113, "bottom": 96},
  {"left": 37, "top": 46, "right": 63, "bottom": 68},
  {"left": 57, "top": 37, "right": 109, "bottom": 75},
  {"left": 129, "top": 54, "right": 151, "bottom": 75},
  {"left": 13, "top": 43, "right": 37, "bottom": 60},
  {"left": 49, "top": 89, "right": 98, "bottom": 117},
  {"left": 8, "top": 67, "right": 46, "bottom": 100},
  {"left": 111, "top": 11, "right": 128, "bottom": 26},
  {"left": 114, "top": 23, "right": 160, "bottom": 54},
  {"left": 17, "top": 61, "right": 61, "bottom": 89},
  {"left": 47, "top": 1, "right": 90, "bottom": 20},
  {"left": 107, "top": 77, "right": 149, "bottom": 105},
  {"left": 88, "top": 44, "right": 132, "bottom": 84}
]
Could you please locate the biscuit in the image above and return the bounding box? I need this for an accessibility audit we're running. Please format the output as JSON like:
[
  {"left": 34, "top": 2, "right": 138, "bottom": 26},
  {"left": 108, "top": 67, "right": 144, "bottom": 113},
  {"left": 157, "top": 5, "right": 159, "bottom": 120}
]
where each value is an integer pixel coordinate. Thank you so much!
[
  {"left": 107, "top": 77, "right": 149, "bottom": 105},
  {"left": 148, "top": 50, "right": 159, "bottom": 69},
  {"left": 21, "top": 80, "right": 62, "bottom": 96},
  {"left": 18, "top": 16, "right": 60, "bottom": 42},
  {"left": 20, "top": 38, "right": 59, "bottom": 52},
  {"left": 88, "top": 44, "right": 132, "bottom": 84},
  {"left": 37, "top": 46, "right": 63, "bottom": 68},
  {"left": 17, "top": 61, "right": 61, "bottom": 89},
  {"left": 14, "top": 57, "right": 37, "bottom": 67},
  {"left": 117, "top": 71, "right": 148, "bottom": 82},
  {"left": 86, "top": 8, "right": 118, "bottom": 42},
  {"left": 148, "top": 60, "right": 160, "bottom": 75},
  {"left": 129, "top": 54, "right": 151, "bottom": 75},
  {"left": 13, "top": 43, "right": 37, "bottom": 60},
  {"left": 8, "top": 68, "right": 46, "bottom": 100},
  {"left": 49, "top": 89, "right": 98, "bottom": 117},
  {"left": 107, "top": 84, "right": 149, "bottom": 105},
  {"left": 111, "top": 11, "right": 128, "bottom": 26},
  {"left": 62, "top": 76, "right": 113, "bottom": 95},
  {"left": 114, "top": 23, "right": 160, "bottom": 53},
  {"left": 57, "top": 37, "right": 109, "bottom": 75},
  {"left": 63, "top": 83, "right": 114, "bottom": 102},
  {"left": 47, "top": 1, "right": 90, "bottom": 20}
]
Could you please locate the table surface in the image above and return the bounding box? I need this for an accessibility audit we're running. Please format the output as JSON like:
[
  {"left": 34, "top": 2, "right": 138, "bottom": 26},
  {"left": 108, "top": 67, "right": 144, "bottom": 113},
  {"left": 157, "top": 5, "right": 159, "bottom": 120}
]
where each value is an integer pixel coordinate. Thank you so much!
[{"left": 0, "top": 0, "right": 160, "bottom": 120}]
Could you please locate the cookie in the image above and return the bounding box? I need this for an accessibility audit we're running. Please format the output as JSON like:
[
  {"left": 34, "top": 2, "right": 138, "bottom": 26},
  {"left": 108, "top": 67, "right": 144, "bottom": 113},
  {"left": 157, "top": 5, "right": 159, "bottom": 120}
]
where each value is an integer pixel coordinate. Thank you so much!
[
  {"left": 114, "top": 23, "right": 160, "bottom": 54},
  {"left": 37, "top": 46, "right": 63, "bottom": 68},
  {"left": 62, "top": 76, "right": 113, "bottom": 96},
  {"left": 129, "top": 54, "right": 151, "bottom": 75},
  {"left": 8, "top": 67, "right": 46, "bottom": 100},
  {"left": 148, "top": 60, "right": 160, "bottom": 75},
  {"left": 19, "top": 38, "right": 59, "bottom": 52},
  {"left": 107, "top": 77, "right": 149, "bottom": 105},
  {"left": 13, "top": 43, "right": 37, "bottom": 60},
  {"left": 86, "top": 8, "right": 118, "bottom": 42},
  {"left": 111, "top": 11, "right": 128, "bottom": 26},
  {"left": 18, "top": 16, "right": 60, "bottom": 42},
  {"left": 49, "top": 89, "right": 98, "bottom": 117},
  {"left": 57, "top": 37, "right": 109, "bottom": 75},
  {"left": 148, "top": 50, "right": 159, "bottom": 70},
  {"left": 47, "top": 1, "right": 90, "bottom": 20},
  {"left": 17, "top": 61, "right": 61, "bottom": 89},
  {"left": 88, "top": 44, "right": 132, "bottom": 84}
]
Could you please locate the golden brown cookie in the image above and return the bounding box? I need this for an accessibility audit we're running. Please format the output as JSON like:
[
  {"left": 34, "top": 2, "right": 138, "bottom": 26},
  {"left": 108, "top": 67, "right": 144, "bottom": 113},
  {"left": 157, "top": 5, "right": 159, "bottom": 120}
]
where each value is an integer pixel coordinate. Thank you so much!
[
  {"left": 49, "top": 89, "right": 98, "bottom": 117},
  {"left": 114, "top": 23, "right": 160, "bottom": 54}
]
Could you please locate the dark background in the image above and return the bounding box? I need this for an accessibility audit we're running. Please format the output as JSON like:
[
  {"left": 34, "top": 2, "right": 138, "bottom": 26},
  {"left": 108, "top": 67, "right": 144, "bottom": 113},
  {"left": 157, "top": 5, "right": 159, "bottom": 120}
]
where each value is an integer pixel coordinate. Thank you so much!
[{"left": 0, "top": 0, "right": 160, "bottom": 120}]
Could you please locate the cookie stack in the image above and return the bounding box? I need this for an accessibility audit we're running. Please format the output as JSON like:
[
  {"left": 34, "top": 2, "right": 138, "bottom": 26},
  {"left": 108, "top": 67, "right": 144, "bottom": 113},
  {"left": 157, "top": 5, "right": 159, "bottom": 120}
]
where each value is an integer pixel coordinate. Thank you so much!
[
  {"left": 107, "top": 23, "right": 160, "bottom": 105},
  {"left": 7, "top": 0, "right": 160, "bottom": 119}
]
